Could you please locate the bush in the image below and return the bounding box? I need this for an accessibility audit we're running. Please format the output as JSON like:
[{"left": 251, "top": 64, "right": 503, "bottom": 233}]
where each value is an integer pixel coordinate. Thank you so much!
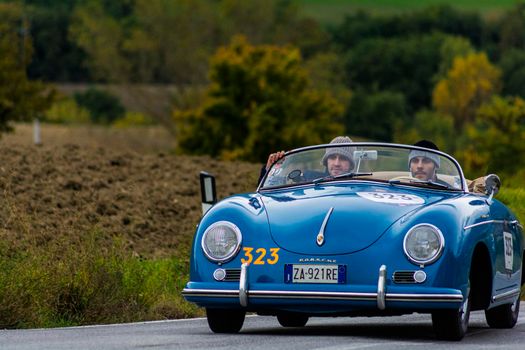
[
  {"left": 44, "top": 96, "right": 91, "bottom": 124},
  {"left": 74, "top": 87, "right": 126, "bottom": 124},
  {"left": 0, "top": 231, "right": 200, "bottom": 328},
  {"left": 112, "top": 112, "right": 155, "bottom": 128}
]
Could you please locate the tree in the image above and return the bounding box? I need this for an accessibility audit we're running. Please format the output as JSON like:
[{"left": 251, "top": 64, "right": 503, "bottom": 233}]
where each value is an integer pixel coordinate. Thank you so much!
[
  {"left": 345, "top": 33, "right": 446, "bottom": 112},
  {"left": 332, "top": 5, "right": 483, "bottom": 50},
  {"left": 25, "top": 0, "right": 90, "bottom": 81},
  {"left": 0, "top": 3, "right": 54, "bottom": 134},
  {"left": 69, "top": 1, "right": 130, "bottom": 82},
  {"left": 394, "top": 110, "right": 455, "bottom": 153},
  {"left": 457, "top": 96, "right": 525, "bottom": 178},
  {"left": 173, "top": 36, "right": 343, "bottom": 162},
  {"left": 124, "top": 0, "right": 219, "bottom": 84},
  {"left": 499, "top": 48, "right": 525, "bottom": 99},
  {"left": 434, "top": 35, "right": 475, "bottom": 82},
  {"left": 343, "top": 90, "right": 407, "bottom": 142},
  {"left": 498, "top": 3, "right": 525, "bottom": 52},
  {"left": 432, "top": 52, "right": 501, "bottom": 130}
]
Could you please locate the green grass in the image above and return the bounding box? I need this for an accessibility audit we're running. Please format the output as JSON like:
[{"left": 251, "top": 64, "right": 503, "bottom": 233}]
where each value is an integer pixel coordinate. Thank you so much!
[
  {"left": 299, "top": 0, "right": 519, "bottom": 25},
  {"left": 499, "top": 187, "right": 525, "bottom": 225},
  {"left": 0, "top": 231, "right": 201, "bottom": 329}
]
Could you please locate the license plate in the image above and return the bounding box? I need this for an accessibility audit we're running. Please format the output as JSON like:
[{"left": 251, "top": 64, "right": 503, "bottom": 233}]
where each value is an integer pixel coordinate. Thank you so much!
[{"left": 284, "top": 264, "right": 346, "bottom": 284}]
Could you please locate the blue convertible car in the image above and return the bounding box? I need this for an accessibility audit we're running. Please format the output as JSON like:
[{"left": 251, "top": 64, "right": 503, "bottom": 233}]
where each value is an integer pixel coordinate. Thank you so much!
[{"left": 182, "top": 142, "right": 524, "bottom": 340}]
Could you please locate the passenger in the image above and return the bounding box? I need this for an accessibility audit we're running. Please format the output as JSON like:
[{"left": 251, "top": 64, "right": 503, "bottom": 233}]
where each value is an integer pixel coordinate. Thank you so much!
[{"left": 408, "top": 140, "right": 449, "bottom": 187}]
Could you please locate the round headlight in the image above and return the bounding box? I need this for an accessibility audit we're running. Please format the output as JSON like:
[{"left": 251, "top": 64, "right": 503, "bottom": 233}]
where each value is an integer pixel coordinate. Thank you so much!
[
  {"left": 201, "top": 221, "right": 242, "bottom": 263},
  {"left": 403, "top": 224, "right": 444, "bottom": 265}
]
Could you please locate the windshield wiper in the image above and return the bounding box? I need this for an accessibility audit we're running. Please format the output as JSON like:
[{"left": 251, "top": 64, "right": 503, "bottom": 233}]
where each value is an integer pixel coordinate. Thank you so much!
[
  {"left": 388, "top": 178, "right": 451, "bottom": 190},
  {"left": 313, "top": 172, "right": 373, "bottom": 185}
]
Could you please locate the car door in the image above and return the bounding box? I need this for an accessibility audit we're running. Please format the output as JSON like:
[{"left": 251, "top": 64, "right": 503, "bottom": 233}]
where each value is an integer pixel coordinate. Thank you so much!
[{"left": 490, "top": 199, "right": 521, "bottom": 303}]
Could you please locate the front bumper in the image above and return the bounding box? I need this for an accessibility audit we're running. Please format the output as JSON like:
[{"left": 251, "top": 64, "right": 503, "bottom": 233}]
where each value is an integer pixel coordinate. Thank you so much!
[{"left": 182, "top": 264, "right": 464, "bottom": 312}]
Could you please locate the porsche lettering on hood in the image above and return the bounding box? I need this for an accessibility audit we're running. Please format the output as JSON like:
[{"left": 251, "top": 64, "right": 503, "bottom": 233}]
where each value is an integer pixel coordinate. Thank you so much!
[{"left": 261, "top": 187, "right": 439, "bottom": 255}]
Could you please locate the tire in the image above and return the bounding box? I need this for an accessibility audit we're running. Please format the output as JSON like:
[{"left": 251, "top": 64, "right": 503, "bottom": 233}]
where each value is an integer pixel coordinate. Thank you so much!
[
  {"left": 432, "top": 288, "right": 471, "bottom": 341},
  {"left": 206, "top": 308, "right": 245, "bottom": 333},
  {"left": 277, "top": 313, "right": 309, "bottom": 327},
  {"left": 485, "top": 297, "right": 520, "bottom": 328}
]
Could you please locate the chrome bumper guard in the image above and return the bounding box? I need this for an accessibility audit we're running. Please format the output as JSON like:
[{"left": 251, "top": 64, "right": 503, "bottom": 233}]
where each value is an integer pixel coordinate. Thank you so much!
[
  {"left": 239, "top": 263, "right": 248, "bottom": 307},
  {"left": 182, "top": 263, "right": 464, "bottom": 307},
  {"left": 377, "top": 265, "right": 386, "bottom": 310}
]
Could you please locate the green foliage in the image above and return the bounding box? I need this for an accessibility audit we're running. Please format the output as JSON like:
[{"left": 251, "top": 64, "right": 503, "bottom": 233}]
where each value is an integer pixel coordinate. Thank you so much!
[
  {"left": 69, "top": 1, "right": 130, "bottom": 82},
  {"left": 394, "top": 110, "right": 455, "bottom": 153},
  {"left": 332, "top": 5, "right": 483, "bottom": 49},
  {"left": 432, "top": 52, "right": 501, "bottom": 130},
  {"left": 44, "top": 96, "right": 91, "bottom": 124},
  {"left": 499, "top": 49, "right": 525, "bottom": 98},
  {"left": 74, "top": 87, "right": 126, "bottom": 124},
  {"left": 343, "top": 90, "right": 407, "bottom": 142},
  {"left": 0, "top": 3, "right": 55, "bottom": 134},
  {"left": 303, "top": 52, "right": 351, "bottom": 105},
  {"left": 65, "top": 0, "right": 327, "bottom": 84},
  {"left": 498, "top": 187, "right": 525, "bottom": 223},
  {"left": 112, "top": 112, "right": 155, "bottom": 128},
  {"left": 435, "top": 35, "right": 475, "bottom": 82},
  {"left": 301, "top": 0, "right": 514, "bottom": 25},
  {"left": 498, "top": 2, "right": 525, "bottom": 53},
  {"left": 26, "top": 2, "right": 90, "bottom": 81},
  {"left": 345, "top": 33, "right": 446, "bottom": 111},
  {"left": 0, "top": 231, "right": 199, "bottom": 328},
  {"left": 457, "top": 96, "right": 525, "bottom": 179},
  {"left": 174, "top": 36, "right": 344, "bottom": 162}
]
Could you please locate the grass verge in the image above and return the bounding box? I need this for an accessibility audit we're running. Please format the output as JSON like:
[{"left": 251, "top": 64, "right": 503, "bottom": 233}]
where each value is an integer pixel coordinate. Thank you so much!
[
  {"left": 499, "top": 187, "right": 525, "bottom": 224},
  {"left": 0, "top": 231, "right": 201, "bottom": 329}
]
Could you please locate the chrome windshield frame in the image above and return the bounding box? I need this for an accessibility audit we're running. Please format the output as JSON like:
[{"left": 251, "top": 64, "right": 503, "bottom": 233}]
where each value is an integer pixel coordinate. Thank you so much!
[{"left": 256, "top": 142, "right": 468, "bottom": 193}]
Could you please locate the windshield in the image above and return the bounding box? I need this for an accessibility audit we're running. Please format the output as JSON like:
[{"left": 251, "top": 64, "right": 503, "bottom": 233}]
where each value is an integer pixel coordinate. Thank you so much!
[{"left": 260, "top": 143, "right": 465, "bottom": 191}]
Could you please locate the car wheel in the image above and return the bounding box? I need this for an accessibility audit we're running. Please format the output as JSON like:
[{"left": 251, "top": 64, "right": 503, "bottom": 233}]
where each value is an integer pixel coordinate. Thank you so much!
[
  {"left": 206, "top": 308, "right": 245, "bottom": 333},
  {"left": 485, "top": 297, "right": 520, "bottom": 328},
  {"left": 277, "top": 313, "right": 309, "bottom": 327},
  {"left": 432, "top": 287, "right": 471, "bottom": 341}
]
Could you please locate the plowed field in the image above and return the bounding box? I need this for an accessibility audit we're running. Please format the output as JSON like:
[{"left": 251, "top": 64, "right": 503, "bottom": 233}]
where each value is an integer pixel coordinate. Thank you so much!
[{"left": 0, "top": 124, "right": 260, "bottom": 257}]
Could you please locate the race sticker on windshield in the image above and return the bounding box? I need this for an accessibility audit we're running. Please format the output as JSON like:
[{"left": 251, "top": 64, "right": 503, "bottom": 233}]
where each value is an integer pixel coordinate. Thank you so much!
[{"left": 357, "top": 192, "right": 425, "bottom": 205}]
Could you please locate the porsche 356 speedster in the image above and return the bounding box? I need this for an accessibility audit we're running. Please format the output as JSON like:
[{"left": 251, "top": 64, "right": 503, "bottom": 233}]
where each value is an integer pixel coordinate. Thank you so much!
[{"left": 182, "top": 142, "right": 524, "bottom": 340}]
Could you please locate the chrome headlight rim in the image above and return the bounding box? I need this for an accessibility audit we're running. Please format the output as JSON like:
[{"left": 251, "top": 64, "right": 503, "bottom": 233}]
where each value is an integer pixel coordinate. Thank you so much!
[
  {"left": 403, "top": 223, "right": 445, "bottom": 266},
  {"left": 201, "top": 221, "right": 242, "bottom": 263}
]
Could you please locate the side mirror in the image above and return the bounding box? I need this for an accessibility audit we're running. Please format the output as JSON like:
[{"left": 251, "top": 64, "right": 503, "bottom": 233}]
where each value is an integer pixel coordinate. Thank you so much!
[
  {"left": 484, "top": 174, "right": 501, "bottom": 203},
  {"left": 200, "top": 171, "right": 217, "bottom": 215}
]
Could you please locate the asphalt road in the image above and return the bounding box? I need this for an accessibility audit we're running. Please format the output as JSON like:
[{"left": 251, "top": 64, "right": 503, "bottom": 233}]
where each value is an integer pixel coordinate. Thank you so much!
[{"left": 1, "top": 303, "right": 524, "bottom": 350}]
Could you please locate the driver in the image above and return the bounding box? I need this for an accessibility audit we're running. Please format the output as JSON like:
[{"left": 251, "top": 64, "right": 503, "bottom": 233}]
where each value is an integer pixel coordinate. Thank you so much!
[
  {"left": 258, "top": 136, "right": 355, "bottom": 185},
  {"left": 408, "top": 140, "right": 441, "bottom": 182},
  {"left": 321, "top": 136, "right": 355, "bottom": 176}
]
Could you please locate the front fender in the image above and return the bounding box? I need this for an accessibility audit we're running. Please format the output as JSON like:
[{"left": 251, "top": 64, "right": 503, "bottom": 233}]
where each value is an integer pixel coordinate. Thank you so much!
[{"left": 189, "top": 193, "right": 268, "bottom": 281}]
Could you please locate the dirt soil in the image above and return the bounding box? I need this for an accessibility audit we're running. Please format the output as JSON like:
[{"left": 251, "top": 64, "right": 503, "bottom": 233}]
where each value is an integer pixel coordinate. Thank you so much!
[{"left": 0, "top": 136, "right": 261, "bottom": 257}]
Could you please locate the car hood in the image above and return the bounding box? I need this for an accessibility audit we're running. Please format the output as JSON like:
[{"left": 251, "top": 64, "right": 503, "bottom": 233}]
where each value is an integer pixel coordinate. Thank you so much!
[{"left": 260, "top": 184, "right": 449, "bottom": 255}]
